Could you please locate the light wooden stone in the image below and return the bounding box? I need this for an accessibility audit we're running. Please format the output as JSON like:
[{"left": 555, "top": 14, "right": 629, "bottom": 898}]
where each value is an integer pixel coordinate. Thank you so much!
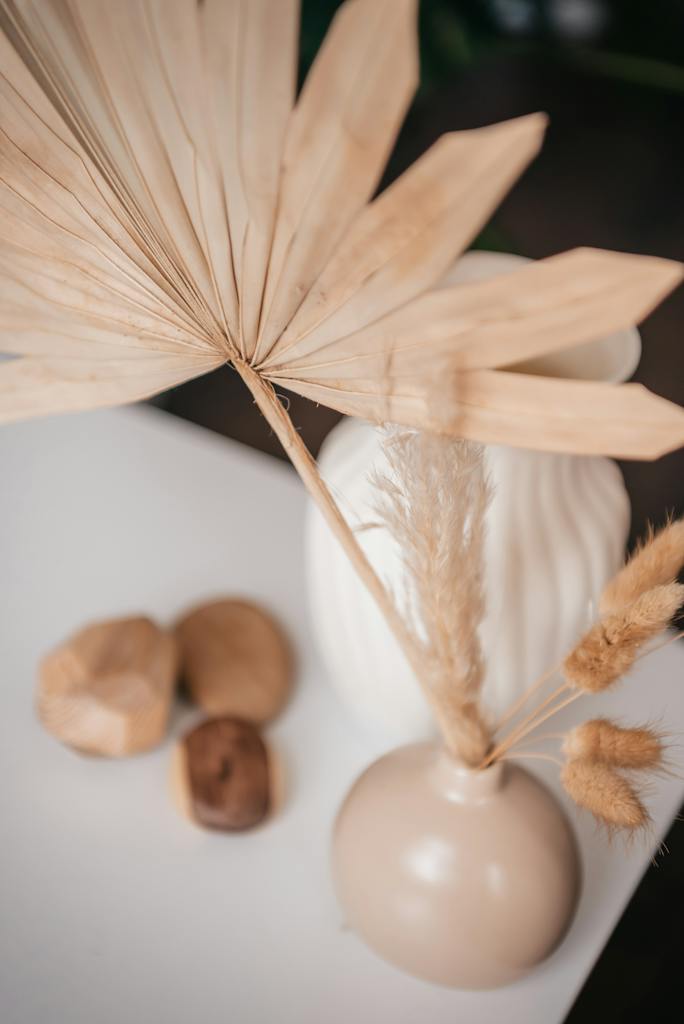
[
  {"left": 37, "top": 616, "right": 178, "bottom": 756},
  {"left": 175, "top": 599, "right": 293, "bottom": 723}
]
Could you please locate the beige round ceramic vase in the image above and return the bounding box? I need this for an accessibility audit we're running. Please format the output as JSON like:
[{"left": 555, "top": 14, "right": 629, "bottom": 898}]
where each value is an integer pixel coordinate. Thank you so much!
[{"left": 332, "top": 742, "right": 581, "bottom": 989}]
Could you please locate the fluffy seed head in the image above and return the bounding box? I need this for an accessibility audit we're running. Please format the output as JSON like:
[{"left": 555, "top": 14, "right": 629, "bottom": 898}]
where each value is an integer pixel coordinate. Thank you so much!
[
  {"left": 372, "top": 430, "right": 492, "bottom": 765},
  {"left": 563, "top": 719, "right": 662, "bottom": 770},
  {"left": 563, "top": 582, "right": 684, "bottom": 692},
  {"left": 561, "top": 759, "right": 648, "bottom": 831},
  {"left": 601, "top": 518, "right": 684, "bottom": 615}
]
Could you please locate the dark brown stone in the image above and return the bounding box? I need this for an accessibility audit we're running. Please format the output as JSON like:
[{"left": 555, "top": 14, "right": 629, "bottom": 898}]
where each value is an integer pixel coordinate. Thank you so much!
[{"left": 180, "top": 717, "right": 270, "bottom": 831}]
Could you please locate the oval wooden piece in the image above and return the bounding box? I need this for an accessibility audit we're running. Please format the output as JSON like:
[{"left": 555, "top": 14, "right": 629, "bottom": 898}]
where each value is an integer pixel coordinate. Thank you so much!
[
  {"left": 37, "top": 616, "right": 178, "bottom": 756},
  {"left": 175, "top": 599, "right": 293, "bottom": 723},
  {"left": 175, "top": 717, "right": 271, "bottom": 831}
]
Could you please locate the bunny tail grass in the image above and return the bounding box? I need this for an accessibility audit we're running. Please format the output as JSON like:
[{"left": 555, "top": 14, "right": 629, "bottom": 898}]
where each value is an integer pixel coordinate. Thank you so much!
[
  {"left": 563, "top": 719, "right": 663, "bottom": 770},
  {"left": 563, "top": 583, "right": 684, "bottom": 693},
  {"left": 601, "top": 518, "right": 684, "bottom": 615},
  {"left": 561, "top": 759, "right": 649, "bottom": 832}
]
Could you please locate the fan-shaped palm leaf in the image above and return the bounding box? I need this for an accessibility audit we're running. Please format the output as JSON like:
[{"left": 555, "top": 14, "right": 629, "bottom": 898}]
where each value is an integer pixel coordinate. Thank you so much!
[{"left": 1, "top": 0, "right": 683, "bottom": 678}]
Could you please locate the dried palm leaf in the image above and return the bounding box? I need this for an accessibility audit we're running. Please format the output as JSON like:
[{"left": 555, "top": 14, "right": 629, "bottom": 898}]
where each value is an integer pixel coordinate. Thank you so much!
[
  {"left": 1, "top": 0, "right": 683, "bottom": 454},
  {"left": 1, "top": 0, "right": 684, "bottom": 682}
]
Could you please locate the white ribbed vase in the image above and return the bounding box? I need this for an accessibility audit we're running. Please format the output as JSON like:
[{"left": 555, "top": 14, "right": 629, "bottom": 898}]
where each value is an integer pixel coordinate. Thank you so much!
[{"left": 305, "top": 252, "right": 636, "bottom": 743}]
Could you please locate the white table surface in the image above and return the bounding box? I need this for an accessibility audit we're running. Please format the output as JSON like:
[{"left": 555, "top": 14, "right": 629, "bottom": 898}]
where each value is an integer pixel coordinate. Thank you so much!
[{"left": 1, "top": 405, "right": 682, "bottom": 1024}]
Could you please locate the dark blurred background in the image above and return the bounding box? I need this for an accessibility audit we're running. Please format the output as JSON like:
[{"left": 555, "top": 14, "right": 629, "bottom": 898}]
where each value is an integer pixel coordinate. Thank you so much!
[{"left": 155, "top": 4, "right": 684, "bottom": 1018}]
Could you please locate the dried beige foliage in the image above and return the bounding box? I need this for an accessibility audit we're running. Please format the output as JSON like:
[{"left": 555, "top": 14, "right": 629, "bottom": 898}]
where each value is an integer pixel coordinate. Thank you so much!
[
  {"left": 1, "top": 0, "right": 683, "bottom": 459},
  {"left": 493, "top": 524, "right": 684, "bottom": 832},
  {"left": 563, "top": 719, "right": 662, "bottom": 770},
  {"left": 563, "top": 583, "right": 684, "bottom": 693},
  {"left": 600, "top": 519, "right": 684, "bottom": 615},
  {"left": 561, "top": 759, "right": 649, "bottom": 831},
  {"left": 371, "top": 431, "right": 491, "bottom": 764}
]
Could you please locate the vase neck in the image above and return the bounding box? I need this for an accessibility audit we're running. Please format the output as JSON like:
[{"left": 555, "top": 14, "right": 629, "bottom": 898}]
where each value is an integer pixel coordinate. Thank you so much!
[{"left": 428, "top": 748, "right": 504, "bottom": 803}]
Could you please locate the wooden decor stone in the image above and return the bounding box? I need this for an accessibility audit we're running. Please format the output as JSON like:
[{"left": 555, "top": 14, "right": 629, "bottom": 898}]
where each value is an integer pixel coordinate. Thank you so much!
[
  {"left": 37, "top": 616, "right": 178, "bottom": 757},
  {"left": 175, "top": 599, "right": 293, "bottom": 723},
  {"left": 173, "top": 717, "right": 271, "bottom": 832}
]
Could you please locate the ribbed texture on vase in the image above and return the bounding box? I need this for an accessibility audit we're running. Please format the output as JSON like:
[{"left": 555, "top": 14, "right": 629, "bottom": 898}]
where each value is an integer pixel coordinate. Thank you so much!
[{"left": 306, "top": 417, "right": 630, "bottom": 743}]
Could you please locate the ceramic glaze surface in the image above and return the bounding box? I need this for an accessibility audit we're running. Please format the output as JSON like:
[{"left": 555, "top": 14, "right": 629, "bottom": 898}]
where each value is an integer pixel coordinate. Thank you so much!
[
  {"left": 332, "top": 743, "right": 582, "bottom": 989},
  {"left": 306, "top": 251, "right": 634, "bottom": 741}
]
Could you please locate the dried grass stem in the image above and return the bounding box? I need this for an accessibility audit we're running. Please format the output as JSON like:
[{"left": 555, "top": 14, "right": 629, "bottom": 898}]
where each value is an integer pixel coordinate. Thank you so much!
[
  {"left": 236, "top": 362, "right": 424, "bottom": 685},
  {"left": 371, "top": 428, "right": 492, "bottom": 764}
]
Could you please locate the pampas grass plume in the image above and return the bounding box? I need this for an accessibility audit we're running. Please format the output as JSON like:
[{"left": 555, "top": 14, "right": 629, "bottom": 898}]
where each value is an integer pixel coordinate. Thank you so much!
[
  {"left": 563, "top": 582, "right": 684, "bottom": 692},
  {"left": 563, "top": 719, "right": 662, "bottom": 770},
  {"left": 601, "top": 518, "right": 684, "bottom": 615},
  {"left": 561, "top": 759, "right": 649, "bottom": 831},
  {"left": 372, "top": 429, "right": 492, "bottom": 766}
]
